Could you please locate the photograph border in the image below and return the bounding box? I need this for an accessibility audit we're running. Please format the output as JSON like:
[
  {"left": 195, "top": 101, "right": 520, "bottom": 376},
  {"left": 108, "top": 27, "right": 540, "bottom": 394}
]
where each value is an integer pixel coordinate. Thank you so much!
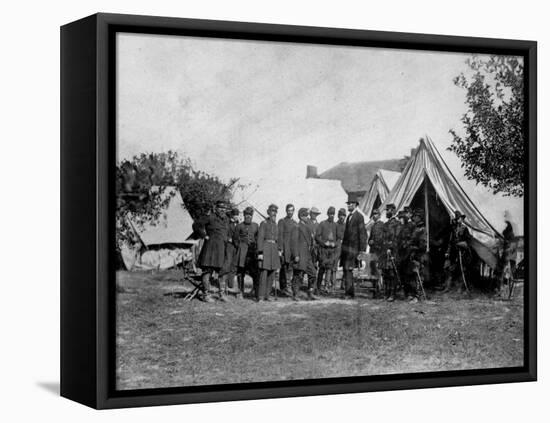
[{"left": 60, "top": 12, "right": 537, "bottom": 409}]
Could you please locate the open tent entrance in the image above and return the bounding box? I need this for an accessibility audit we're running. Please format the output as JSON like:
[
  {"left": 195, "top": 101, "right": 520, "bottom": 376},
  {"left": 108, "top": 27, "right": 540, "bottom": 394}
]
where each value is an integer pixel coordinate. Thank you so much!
[
  {"left": 371, "top": 195, "right": 382, "bottom": 215},
  {"left": 407, "top": 174, "right": 488, "bottom": 288},
  {"left": 408, "top": 175, "right": 452, "bottom": 249},
  {"left": 407, "top": 175, "right": 451, "bottom": 286}
]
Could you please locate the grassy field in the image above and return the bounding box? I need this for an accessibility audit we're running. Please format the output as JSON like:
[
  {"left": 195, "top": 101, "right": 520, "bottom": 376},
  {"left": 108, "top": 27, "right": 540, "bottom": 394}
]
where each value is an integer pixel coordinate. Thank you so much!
[{"left": 116, "top": 269, "right": 524, "bottom": 390}]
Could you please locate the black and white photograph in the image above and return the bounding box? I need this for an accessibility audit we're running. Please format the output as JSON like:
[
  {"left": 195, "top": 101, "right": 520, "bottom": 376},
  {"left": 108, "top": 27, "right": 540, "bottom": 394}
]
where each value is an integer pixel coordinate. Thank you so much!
[{"left": 114, "top": 31, "right": 527, "bottom": 391}]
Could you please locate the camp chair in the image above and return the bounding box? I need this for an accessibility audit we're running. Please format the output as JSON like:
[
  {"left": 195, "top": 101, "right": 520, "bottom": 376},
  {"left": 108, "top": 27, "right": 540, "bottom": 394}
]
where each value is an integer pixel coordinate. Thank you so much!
[
  {"left": 183, "top": 276, "right": 205, "bottom": 301},
  {"left": 180, "top": 255, "right": 205, "bottom": 301}
]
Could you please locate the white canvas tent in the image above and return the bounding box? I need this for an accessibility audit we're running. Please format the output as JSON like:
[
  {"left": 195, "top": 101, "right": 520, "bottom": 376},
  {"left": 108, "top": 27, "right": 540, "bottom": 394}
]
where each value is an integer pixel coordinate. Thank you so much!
[
  {"left": 234, "top": 176, "right": 348, "bottom": 221},
  {"left": 377, "top": 137, "right": 502, "bottom": 268},
  {"left": 120, "top": 187, "right": 198, "bottom": 271},
  {"left": 359, "top": 169, "right": 401, "bottom": 218}
]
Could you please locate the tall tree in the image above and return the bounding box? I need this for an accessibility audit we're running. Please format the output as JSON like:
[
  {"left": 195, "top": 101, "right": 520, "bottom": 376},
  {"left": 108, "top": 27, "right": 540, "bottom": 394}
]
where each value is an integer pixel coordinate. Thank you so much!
[{"left": 449, "top": 55, "right": 524, "bottom": 197}]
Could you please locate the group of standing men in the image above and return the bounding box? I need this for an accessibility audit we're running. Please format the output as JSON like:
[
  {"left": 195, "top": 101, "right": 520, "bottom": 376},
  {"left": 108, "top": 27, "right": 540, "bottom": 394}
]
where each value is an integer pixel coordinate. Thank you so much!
[
  {"left": 368, "top": 204, "right": 472, "bottom": 302},
  {"left": 367, "top": 204, "right": 428, "bottom": 302},
  {"left": 195, "top": 193, "right": 370, "bottom": 302},
  {"left": 195, "top": 194, "right": 472, "bottom": 303}
]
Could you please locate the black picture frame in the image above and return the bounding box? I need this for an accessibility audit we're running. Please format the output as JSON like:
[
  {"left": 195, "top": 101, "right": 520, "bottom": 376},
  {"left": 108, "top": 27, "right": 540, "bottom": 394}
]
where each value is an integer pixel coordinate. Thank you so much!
[{"left": 60, "top": 12, "right": 537, "bottom": 409}]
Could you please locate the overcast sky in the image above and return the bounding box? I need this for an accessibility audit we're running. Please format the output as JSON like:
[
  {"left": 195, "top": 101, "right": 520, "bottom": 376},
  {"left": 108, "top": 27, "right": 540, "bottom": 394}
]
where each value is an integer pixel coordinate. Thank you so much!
[{"left": 116, "top": 33, "right": 524, "bottom": 234}]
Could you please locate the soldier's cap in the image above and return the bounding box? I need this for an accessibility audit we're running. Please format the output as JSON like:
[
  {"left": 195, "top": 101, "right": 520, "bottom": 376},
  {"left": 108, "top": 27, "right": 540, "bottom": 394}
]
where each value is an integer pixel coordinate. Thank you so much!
[
  {"left": 371, "top": 208, "right": 381, "bottom": 217},
  {"left": 243, "top": 206, "right": 254, "bottom": 216},
  {"left": 397, "top": 210, "right": 407, "bottom": 218},
  {"left": 454, "top": 210, "right": 466, "bottom": 219},
  {"left": 327, "top": 206, "right": 336, "bottom": 215},
  {"left": 310, "top": 206, "right": 321, "bottom": 215},
  {"left": 338, "top": 208, "right": 347, "bottom": 216},
  {"left": 403, "top": 206, "right": 412, "bottom": 213},
  {"left": 386, "top": 203, "right": 396, "bottom": 210},
  {"left": 267, "top": 204, "right": 278, "bottom": 212},
  {"left": 215, "top": 200, "right": 229, "bottom": 208},
  {"left": 298, "top": 207, "right": 309, "bottom": 217},
  {"left": 230, "top": 208, "right": 240, "bottom": 216}
]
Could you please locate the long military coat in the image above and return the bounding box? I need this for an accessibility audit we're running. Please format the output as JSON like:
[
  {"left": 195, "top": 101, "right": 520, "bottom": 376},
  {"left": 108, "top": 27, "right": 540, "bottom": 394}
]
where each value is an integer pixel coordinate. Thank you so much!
[
  {"left": 257, "top": 219, "right": 281, "bottom": 271},
  {"left": 406, "top": 223, "right": 428, "bottom": 274},
  {"left": 368, "top": 220, "right": 385, "bottom": 255},
  {"left": 316, "top": 219, "right": 338, "bottom": 268},
  {"left": 381, "top": 216, "right": 401, "bottom": 270},
  {"left": 221, "top": 221, "right": 237, "bottom": 274},
  {"left": 396, "top": 220, "right": 415, "bottom": 263},
  {"left": 234, "top": 221, "right": 259, "bottom": 268},
  {"left": 197, "top": 212, "right": 229, "bottom": 269},
  {"left": 277, "top": 217, "right": 297, "bottom": 264},
  {"left": 290, "top": 221, "right": 315, "bottom": 272},
  {"left": 340, "top": 210, "right": 367, "bottom": 269}
]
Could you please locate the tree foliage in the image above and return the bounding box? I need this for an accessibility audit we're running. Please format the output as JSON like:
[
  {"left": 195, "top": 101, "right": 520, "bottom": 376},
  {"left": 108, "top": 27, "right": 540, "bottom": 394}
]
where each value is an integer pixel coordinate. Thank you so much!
[
  {"left": 116, "top": 151, "right": 237, "bottom": 246},
  {"left": 449, "top": 55, "right": 524, "bottom": 197}
]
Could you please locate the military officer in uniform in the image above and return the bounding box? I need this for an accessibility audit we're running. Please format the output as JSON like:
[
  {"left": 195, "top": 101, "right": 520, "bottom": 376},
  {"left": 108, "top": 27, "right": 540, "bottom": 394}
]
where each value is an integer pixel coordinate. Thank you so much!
[
  {"left": 396, "top": 208, "right": 415, "bottom": 299},
  {"left": 290, "top": 207, "right": 317, "bottom": 301},
  {"left": 381, "top": 203, "right": 401, "bottom": 302},
  {"left": 367, "top": 208, "right": 385, "bottom": 298},
  {"left": 406, "top": 208, "right": 428, "bottom": 302},
  {"left": 234, "top": 207, "right": 259, "bottom": 298},
  {"left": 197, "top": 200, "right": 230, "bottom": 302},
  {"left": 335, "top": 208, "right": 347, "bottom": 289},
  {"left": 219, "top": 208, "right": 240, "bottom": 299},
  {"left": 315, "top": 206, "right": 338, "bottom": 293},
  {"left": 278, "top": 204, "right": 296, "bottom": 296},
  {"left": 257, "top": 204, "right": 281, "bottom": 301},
  {"left": 307, "top": 206, "right": 321, "bottom": 293},
  {"left": 340, "top": 194, "right": 367, "bottom": 299},
  {"left": 442, "top": 211, "right": 472, "bottom": 293}
]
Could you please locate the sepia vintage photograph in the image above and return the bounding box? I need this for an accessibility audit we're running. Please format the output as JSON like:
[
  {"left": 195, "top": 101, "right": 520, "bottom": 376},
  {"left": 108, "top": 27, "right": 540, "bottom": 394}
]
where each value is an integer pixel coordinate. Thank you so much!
[{"left": 114, "top": 32, "right": 525, "bottom": 391}]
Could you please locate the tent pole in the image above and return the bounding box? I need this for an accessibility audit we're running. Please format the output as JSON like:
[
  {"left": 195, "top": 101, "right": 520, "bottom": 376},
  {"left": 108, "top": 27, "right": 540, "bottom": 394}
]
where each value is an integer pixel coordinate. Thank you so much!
[{"left": 424, "top": 176, "right": 430, "bottom": 253}]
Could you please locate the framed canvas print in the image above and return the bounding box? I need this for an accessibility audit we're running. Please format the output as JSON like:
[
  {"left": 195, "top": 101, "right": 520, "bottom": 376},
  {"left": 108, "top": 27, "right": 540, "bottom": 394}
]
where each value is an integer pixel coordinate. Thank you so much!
[{"left": 60, "top": 13, "right": 537, "bottom": 409}]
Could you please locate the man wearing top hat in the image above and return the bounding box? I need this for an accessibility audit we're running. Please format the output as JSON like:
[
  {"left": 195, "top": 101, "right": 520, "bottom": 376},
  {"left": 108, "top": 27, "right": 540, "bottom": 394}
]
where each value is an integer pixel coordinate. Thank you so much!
[
  {"left": 340, "top": 193, "right": 367, "bottom": 298},
  {"left": 197, "top": 200, "right": 230, "bottom": 302},
  {"left": 257, "top": 204, "right": 281, "bottom": 301},
  {"left": 278, "top": 204, "right": 297, "bottom": 296},
  {"left": 234, "top": 206, "right": 259, "bottom": 298},
  {"left": 290, "top": 207, "right": 318, "bottom": 301},
  {"left": 382, "top": 203, "right": 401, "bottom": 301},
  {"left": 315, "top": 206, "right": 338, "bottom": 293}
]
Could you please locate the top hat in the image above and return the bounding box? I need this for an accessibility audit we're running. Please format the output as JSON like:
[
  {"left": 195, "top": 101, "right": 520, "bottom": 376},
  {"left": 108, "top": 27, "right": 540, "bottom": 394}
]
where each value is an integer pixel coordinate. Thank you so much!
[{"left": 346, "top": 193, "right": 360, "bottom": 204}]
